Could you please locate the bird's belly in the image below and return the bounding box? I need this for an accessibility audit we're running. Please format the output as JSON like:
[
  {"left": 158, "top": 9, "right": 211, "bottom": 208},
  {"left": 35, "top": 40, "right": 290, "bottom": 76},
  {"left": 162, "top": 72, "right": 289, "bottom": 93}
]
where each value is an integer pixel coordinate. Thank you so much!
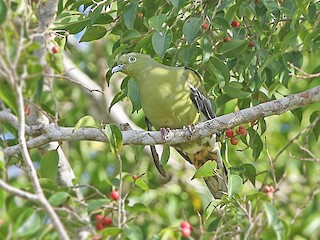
[{"left": 141, "top": 90, "right": 199, "bottom": 129}]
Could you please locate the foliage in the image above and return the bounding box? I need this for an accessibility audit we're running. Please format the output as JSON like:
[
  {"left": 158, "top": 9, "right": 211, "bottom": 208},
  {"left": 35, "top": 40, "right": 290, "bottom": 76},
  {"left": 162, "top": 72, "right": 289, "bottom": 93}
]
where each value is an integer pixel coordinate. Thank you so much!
[{"left": 0, "top": 0, "right": 319, "bottom": 239}]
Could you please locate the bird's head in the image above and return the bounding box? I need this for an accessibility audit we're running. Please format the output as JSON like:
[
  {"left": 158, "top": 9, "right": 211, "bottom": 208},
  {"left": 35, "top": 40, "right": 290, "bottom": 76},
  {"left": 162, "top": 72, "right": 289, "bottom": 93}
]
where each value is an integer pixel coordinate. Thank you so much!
[{"left": 112, "top": 53, "right": 154, "bottom": 77}]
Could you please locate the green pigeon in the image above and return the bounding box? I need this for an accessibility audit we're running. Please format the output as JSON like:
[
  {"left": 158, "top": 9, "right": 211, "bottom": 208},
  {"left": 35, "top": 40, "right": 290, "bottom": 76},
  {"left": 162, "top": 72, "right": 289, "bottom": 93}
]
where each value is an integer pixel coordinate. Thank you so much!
[{"left": 112, "top": 53, "right": 228, "bottom": 198}]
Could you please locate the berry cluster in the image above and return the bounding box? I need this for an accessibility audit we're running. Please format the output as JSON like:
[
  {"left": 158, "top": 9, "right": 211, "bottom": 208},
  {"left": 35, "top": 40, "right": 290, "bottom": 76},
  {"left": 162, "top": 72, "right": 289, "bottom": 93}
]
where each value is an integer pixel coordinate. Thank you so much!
[
  {"left": 95, "top": 214, "right": 112, "bottom": 231},
  {"left": 225, "top": 125, "right": 247, "bottom": 146},
  {"left": 180, "top": 221, "right": 192, "bottom": 237}
]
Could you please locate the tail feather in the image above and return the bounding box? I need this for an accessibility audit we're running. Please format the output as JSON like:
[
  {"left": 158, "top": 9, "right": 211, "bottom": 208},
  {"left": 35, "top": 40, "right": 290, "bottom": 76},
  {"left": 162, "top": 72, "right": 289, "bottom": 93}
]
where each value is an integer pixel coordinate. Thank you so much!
[{"left": 175, "top": 134, "right": 228, "bottom": 199}]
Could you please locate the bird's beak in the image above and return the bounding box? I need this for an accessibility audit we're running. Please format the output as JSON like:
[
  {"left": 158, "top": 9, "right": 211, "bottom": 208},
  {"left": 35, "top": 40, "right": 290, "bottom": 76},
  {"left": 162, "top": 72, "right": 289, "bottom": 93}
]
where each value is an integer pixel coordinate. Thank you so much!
[{"left": 112, "top": 64, "right": 125, "bottom": 73}]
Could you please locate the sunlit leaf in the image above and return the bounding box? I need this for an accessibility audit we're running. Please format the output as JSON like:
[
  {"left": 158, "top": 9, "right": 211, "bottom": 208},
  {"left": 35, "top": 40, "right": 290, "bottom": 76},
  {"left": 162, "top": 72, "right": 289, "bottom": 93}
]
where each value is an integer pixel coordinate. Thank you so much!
[
  {"left": 74, "top": 115, "right": 98, "bottom": 132},
  {"left": 227, "top": 174, "right": 243, "bottom": 198},
  {"left": 48, "top": 191, "right": 69, "bottom": 206},
  {"left": 192, "top": 160, "right": 217, "bottom": 180},
  {"left": 40, "top": 150, "right": 59, "bottom": 180}
]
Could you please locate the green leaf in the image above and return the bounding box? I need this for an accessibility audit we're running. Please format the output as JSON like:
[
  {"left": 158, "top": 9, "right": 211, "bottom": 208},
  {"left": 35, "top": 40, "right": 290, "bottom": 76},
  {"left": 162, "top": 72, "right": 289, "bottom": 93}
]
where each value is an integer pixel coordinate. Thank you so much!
[
  {"left": 54, "top": 12, "right": 88, "bottom": 34},
  {"left": 169, "top": 0, "right": 186, "bottom": 8},
  {"left": 121, "top": 29, "right": 141, "bottom": 43},
  {"left": 208, "top": 56, "right": 230, "bottom": 87},
  {"left": 183, "top": 17, "right": 202, "bottom": 43},
  {"left": 248, "top": 128, "right": 263, "bottom": 160},
  {"left": 152, "top": 30, "right": 172, "bottom": 58},
  {"left": 0, "top": 0, "right": 7, "bottom": 24},
  {"left": 220, "top": 39, "right": 248, "bottom": 58},
  {"left": 264, "top": 203, "right": 277, "bottom": 226},
  {"left": 0, "top": 150, "right": 5, "bottom": 172},
  {"left": 192, "top": 160, "right": 217, "bottom": 180},
  {"left": 90, "top": 4, "right": 103, "bottom": 26},
  {"left": 14, "top": 210, "right": 41, "bottom": 238},
  {"left": 87, "top": 199, "right": 110, "bottom": 213},
  {"left": 101, "top": 227, "right": 123, "bottom": 236},
  {"left": 105, "top": 123, "right": 123, "bottom": 154},
  {"left": 242, "top": 163, "right": 256, "bottom": 186},
  {"left": 109, "top": 89, "right": 127, "bottom": 111},
  {"left": 178, "top": 45, "right": 200, "bottom": 67},
  {"left": 123, "top": 1, "right": 138, "bottom": 29},
  {"left": 80, "top": 26, "right": 107, "bottom": 42},
  {"left": 46, "top": 52, "right": 64, "bottom": 74},
  {"left": 40, "top": 150, "right": 59, "bottom": 180},
  {"left": 48, "top": 191, "right": 69, "bottom": 206},
  {"left": 227, "top": 174, "right": 243, "bottom": 198},
  {"left": 124, "top": 224, "right": 144, "bottom": 240},
  {"left": 135, "top": 178, "right": 149, "bottom": 191},
  {"left": 127, "top": 78, "right": 141, "bottom": 113},
  {"left": 148, "top": 14, "right": 166, "bottom": 32},
  {"left": 208, "top": 217, "right": 221, "bottom": 232},
  {"left": 160, "top": 144, "right": 170, "bottom": 166},
  {"left": 74, "top": 115, "right": 98, "bottom": 132},
  {"left": 223, "top": 81, "right": 252, "bottom": 99}
]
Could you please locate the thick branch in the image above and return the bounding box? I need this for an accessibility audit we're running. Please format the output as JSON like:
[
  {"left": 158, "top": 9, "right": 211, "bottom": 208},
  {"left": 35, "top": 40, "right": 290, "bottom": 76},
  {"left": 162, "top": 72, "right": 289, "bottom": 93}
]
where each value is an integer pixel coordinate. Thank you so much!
[{"left": 3, "top": 85, "right": 320, "bottom": 158}]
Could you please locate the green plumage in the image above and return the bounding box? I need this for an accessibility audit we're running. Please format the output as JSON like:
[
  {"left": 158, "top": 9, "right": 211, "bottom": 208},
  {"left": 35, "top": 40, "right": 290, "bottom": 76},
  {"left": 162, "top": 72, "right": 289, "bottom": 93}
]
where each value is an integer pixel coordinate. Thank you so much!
[{"left": 112, "top": 53, "right": 227, "bottom": 199}]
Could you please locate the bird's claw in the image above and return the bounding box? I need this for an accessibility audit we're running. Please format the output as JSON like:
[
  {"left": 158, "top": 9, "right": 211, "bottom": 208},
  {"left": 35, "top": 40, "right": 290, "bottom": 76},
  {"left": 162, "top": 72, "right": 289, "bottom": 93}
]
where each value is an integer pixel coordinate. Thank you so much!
[
  {"left": 183, "top": 124, "right": 196, "bottom": 134},
  {"left": 160, "top": 127, "right": 172, "bottom": 141},
  {"left": 120, "top": 123, "right": 132, "bottom": 131}
]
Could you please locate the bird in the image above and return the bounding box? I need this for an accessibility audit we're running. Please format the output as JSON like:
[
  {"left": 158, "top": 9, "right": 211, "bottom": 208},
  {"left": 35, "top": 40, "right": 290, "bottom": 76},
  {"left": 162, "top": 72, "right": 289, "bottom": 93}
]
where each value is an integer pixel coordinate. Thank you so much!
[{"left": 112, "top": 53, "right": 228, "bottom": 199}]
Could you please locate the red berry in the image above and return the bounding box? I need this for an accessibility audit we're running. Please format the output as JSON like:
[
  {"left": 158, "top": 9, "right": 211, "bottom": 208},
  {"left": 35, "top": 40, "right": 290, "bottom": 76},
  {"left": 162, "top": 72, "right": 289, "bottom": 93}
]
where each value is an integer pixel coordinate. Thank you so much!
[
  {"left": 181, "top": 227, "right": 192, "bottom": 237},
  {"left": 180, "top": 221, "right": 192, "bottom": 230},
  {"left": 102, "top": 217, "right": 112, "bottom": 226},
  {"left": 240, "top": 129, "right": 247, "bottom": 136},
  {"left": 51, "top": 46, "right": 59, "bottom": 54},
  {"left": 110, "top": 190, "right": 119, "bottom": 201},
  {"left": 236, "top": 128, "right": 241, "bottom": 135},
  {"left": 231, "top": 20, "right": 240, "bottom": 28},
  {"left": 132, "top": 175, "right": 138, "bottom": 181},
  {"left": 248, "top": 41, "right": 255, "bottom": 47},
  {"left": 223, "top": 36, "right": 231, "bottom": 42},
  {"left": 225, "top": 129, "right": 234, "bottom": 138},
  {"left": 201, "top": 23, "right": 209, "bottom": 30},
  {"left": 239, "top": 125, "right": 244, "bottom": 130},
  {"left": 95, "top": 214, "right": 103, "bottom": 222},
  {"left": 137, "top": 12, "right": 143, "bottom": 18},
  {"left": 230, "top": 137, "right": 238, "bottom": 145},
  {"left": 96, "top": 222, "right": 104, "bottom": 230}
]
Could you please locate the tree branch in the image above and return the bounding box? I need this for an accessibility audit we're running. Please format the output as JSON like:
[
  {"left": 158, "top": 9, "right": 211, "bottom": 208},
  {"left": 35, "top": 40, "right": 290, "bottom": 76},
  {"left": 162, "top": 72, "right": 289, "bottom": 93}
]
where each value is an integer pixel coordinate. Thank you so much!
[{"left": 3, "top": 85, "right": 319, "bottom": 158}]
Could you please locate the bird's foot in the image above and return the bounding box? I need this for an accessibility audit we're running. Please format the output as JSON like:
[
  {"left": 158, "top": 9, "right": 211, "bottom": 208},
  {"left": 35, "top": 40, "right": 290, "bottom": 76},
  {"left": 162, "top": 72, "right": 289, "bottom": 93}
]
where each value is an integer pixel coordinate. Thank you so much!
[
  {"left": 120, "top": 123, "right": 132, "bottom": 131},
  {"left": 160, "top": 127, "right": 172, "bottom": 141},
  {"left": 183, "top": 124, "right": 196, "bottom": 134}
]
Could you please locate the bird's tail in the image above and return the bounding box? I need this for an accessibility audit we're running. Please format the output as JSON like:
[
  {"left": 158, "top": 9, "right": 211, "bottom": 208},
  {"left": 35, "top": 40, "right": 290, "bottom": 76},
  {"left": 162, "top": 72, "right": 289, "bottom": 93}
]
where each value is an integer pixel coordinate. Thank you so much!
[{"left": 175, "top": 134, "right": 228, "bottom": 199}]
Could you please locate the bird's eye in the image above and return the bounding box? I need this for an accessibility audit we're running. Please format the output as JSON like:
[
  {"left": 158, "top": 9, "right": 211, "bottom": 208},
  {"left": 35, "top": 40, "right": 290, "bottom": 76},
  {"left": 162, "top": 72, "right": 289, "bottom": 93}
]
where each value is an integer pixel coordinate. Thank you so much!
[{"left": 128, "top": 56, "right": 137, "bottom": 63}]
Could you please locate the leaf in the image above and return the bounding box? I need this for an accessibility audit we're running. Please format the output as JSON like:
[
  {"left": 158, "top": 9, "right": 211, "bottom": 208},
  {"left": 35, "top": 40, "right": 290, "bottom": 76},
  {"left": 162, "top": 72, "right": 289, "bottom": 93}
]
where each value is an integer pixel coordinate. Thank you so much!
[
  {"left": 264, "top": 203, "right": 277, "bottom": 226},
  {"left": 0, "top": 150, "right": 5, "bottom": 171},
  {"left": 48, "top": 191, "right": 69, "bottom": 206},
  {"left": 0, "top": 0, "right": 7, "bottom": 24},
  {"left": 170, "top": 0, "right": 186, "bottom": 8},
  {"left": 46, "top": 52, "right": 64, "bottom": 74},
  {"left": 227, "top": 174, "right": 243, "bottom": 198},
  {"left": 248, "top": 128, "right": 263, "bottom": 160},
  {"left": 87, "top": 199, "right": 110, "bottom": 213},
  {"left": 73, "top": 115, "right": 98, "bottom": 132},
  {"left": 124, "top": 224, "right": 144, "bottom": 240},
  {"left": 101, "top": 227, "right": 123, "bottom": 236},
  {"left": 220, "top": 39, "right": 248, "bottom": 58},
  {"left": 183, "top": 17, "right": 202, "bottom": 43},
  {"left": 40, "top": 150, "right": 59, "bottom": 180},
  {"left": 208, "top": 217, "right": 221, "bottom": 232},
  {"left": 242, "top": 163, "right": 256, "bottom": 186},
  {"left": 105, "top": 123, "right": 123, "bottom": 154},
  {"left": 14, "top": 210, "right": 41, "bottom": 238},
  {"left": 123, "top": 1, "right": 138, "bottom": 29},
  {"left": 192, "top": 160, "right": 217, "bottom": 180},
  {"left": 89, "top": 4, "right": 103, "bottom": 26},
  {"left": 80, "top": 26, "right": 107, "bottom": 42},
  {"left": 152, "top": 30, "right": 172, "bottom": 58},
  {"left": 178, "top": 45, "right": 199, "bottom": 67},
  {"left": 135, "top": 178, "right": 149, "bottom": 191},
  {"left": 121, "top": 29, "right": 141, "bottom": 43},
  {"left": 223, "top": 81, "right": 252, "bottom": 99},
  {"left": 127, "top": 78, "right": 142, "bottom": 113},
  {"left": 148, "top": 14, "right": 166, "bottom": 32},
  {"left": 160, "top": 144, "right": 170, "bottom": 166}
]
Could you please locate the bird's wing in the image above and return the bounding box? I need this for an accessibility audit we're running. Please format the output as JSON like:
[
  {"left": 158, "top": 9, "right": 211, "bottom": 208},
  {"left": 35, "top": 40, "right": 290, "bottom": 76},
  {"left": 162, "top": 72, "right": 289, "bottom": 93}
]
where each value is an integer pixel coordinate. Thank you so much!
[{"left": 183, "top": 67, "right": 216, "bottom": 120}]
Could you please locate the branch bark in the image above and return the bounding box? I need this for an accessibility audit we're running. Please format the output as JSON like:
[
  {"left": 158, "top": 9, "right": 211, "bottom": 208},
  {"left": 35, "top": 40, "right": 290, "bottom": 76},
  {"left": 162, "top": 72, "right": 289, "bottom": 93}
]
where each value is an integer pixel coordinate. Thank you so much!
[{"left": 3, "top": 85, "right": 320, "bottom": 158}]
